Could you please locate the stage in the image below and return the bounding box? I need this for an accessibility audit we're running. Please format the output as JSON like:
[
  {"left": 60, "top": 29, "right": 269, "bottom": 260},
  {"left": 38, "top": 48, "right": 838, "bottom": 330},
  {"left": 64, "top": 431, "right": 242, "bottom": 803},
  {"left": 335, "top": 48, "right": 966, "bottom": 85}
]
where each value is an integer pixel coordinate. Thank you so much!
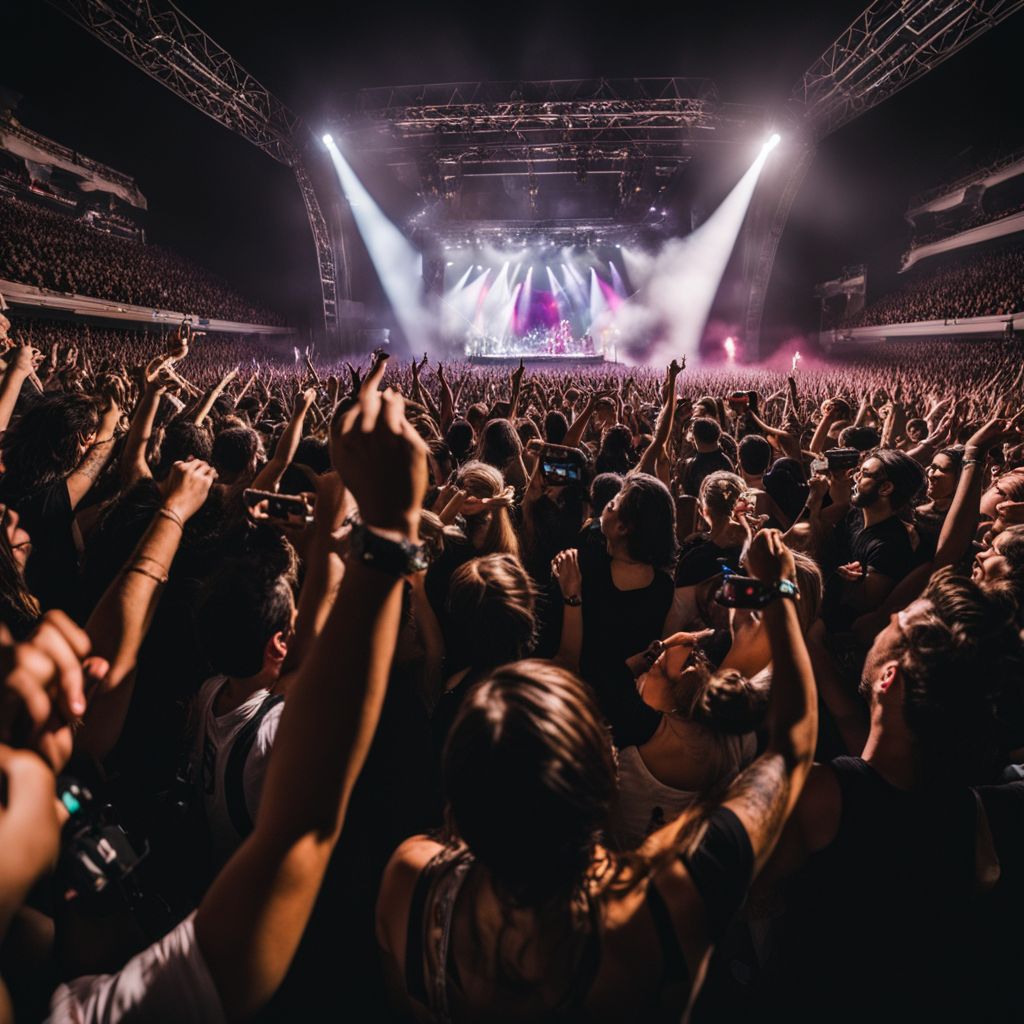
[{"left": 468, "top": 353, "right": 607, "bottom": 366}]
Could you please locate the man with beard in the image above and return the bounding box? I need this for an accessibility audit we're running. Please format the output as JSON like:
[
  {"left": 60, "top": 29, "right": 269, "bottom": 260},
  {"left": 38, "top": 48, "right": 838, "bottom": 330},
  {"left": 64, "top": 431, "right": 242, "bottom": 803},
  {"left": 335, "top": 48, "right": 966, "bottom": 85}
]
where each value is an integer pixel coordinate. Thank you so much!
[{"left": 825, "top": 449, "right": 925, "bottom": 629}]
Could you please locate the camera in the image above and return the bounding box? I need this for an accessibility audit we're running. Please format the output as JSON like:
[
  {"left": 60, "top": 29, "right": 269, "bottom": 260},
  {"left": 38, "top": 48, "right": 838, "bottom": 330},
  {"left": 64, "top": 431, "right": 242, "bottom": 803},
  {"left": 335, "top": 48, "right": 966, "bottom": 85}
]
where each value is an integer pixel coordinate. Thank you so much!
[
  {"left": 726, "top": 390, "right": 749, "bottom": 407},
  {"left": 824, "top": 447, "right": 861, "bottom": 471},
  {"left": 56, "top": 775, "right": 146, "bottom": 905}
]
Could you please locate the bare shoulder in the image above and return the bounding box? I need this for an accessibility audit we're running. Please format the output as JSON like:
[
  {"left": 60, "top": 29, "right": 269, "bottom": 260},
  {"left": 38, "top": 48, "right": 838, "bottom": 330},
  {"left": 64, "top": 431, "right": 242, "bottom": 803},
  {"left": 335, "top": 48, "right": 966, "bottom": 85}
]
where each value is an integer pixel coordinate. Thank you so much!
[{"left": 376, "top": 835, "right": 445, "bottom": 957}]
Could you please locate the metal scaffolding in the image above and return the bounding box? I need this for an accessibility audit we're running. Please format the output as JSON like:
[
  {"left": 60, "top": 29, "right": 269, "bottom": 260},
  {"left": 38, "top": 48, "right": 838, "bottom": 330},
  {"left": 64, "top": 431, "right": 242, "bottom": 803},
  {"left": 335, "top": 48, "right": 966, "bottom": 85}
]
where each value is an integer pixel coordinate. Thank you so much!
[
  {"left": 735, "top": 0, "right": 1024, "bottom": 353},
  {"left": 792, "top": 0, "right": 1024, "bottom": 139},
  {"left": 46, "top": 0, "right": 346, "bottom": 338},
  {"left": 341, "top": 78, "right": 767, "bottom": 217}
]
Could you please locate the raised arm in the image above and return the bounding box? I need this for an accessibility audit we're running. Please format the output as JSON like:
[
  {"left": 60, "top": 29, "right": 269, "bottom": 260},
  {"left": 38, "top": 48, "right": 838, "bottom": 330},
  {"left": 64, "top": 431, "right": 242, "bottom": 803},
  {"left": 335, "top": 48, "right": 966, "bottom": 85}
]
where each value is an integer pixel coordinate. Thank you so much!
[
  {"left": 635, "top": 359, "right": 681, "bottom": 481},
  {"left": 250, "top": 387, "right": 317, "bottom": 493},
  {"left": 192, "top": 366, "right": 238, "bottom": 427},
  {"left": 0, "top": 345, "right": 39, "bottom": 435},
  {"left": 934, "top": 416, "right": 1008, "bottom": 568},
  {"left": 508, "top": 358, "right": 526, "bottom": 419},
  {"left": 65, "top": 389, "right": 122, "bottom": 510},
  {"left": 119, "top": 369, "right": 167, "bottom": 486},
  {"left": 562, "top": 390, "right": 603, "bottom": 450},
  {"left": 808, "top": 401, "right": 839, "bottom": 456},
  {"left": 279, "top": 467, "right": 353, "bottom": 679},
  {"left": 195, "top": 383, "right": 428, "bottom": 1022},
  {"left": 720, "top": 531, "right": 817, "bottom": 870},
  {"left": 550, "top": 548, "right": 583, "bottom": 674},
  {"left": 77, "top": 460, "right": 217, "bottom": 760}
]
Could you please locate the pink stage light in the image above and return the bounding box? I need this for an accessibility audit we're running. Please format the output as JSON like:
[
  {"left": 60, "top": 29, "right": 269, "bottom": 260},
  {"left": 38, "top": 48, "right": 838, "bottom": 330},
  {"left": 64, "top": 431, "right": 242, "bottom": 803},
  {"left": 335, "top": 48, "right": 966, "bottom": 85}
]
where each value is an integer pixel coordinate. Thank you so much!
[{"left": 724, "top": 336, "right": 736, "bottom": 362}]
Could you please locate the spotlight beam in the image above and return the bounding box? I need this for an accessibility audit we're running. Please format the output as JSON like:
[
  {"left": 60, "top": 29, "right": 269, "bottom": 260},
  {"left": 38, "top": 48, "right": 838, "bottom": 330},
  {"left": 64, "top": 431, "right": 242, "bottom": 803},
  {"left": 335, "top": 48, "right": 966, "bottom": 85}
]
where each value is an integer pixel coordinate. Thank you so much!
[{"left": 323, "top": 136, "right": 432, "bottom": 352}]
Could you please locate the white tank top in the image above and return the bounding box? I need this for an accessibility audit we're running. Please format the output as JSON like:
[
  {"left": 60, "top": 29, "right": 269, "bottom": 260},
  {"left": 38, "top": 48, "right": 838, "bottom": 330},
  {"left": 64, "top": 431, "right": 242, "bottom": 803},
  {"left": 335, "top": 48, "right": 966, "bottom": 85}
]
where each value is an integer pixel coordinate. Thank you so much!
[{"left": 610, "top": 730, "right": 756, "bottom": 850}]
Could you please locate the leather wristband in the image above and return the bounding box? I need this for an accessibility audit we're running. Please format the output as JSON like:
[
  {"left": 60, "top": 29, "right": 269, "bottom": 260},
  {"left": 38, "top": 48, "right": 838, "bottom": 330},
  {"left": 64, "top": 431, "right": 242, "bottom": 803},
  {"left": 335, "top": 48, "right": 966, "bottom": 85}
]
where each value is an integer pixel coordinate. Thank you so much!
[{"left": 349, "top": 522, "right": 429, "bottom": 576}]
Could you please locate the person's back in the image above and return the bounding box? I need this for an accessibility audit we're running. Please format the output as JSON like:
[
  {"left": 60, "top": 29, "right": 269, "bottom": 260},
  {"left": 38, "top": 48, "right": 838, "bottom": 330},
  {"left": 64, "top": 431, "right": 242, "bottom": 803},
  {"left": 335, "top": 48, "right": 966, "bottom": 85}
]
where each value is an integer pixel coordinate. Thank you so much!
[{"left": 763, "top": 755, "right": 981, "bottom": 1016}]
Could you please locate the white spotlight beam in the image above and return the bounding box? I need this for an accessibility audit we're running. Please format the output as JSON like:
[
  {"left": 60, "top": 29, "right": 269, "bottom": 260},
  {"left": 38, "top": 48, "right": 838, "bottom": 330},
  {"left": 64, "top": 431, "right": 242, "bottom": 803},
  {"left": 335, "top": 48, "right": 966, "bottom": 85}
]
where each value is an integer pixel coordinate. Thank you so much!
[
  {"left": 611, "top": 143, "right": 775, "bottom": 365},
  {"left": 323, "top": 137, "right": 432, "bottom": 352}
]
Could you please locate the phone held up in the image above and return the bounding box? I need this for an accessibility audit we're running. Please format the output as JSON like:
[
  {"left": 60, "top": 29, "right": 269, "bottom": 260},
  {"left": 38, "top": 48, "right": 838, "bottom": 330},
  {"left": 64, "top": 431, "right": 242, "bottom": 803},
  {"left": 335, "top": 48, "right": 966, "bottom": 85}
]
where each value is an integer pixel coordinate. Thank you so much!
[{"left": 243, "top": 488, "right": 314, "bottom": 523}]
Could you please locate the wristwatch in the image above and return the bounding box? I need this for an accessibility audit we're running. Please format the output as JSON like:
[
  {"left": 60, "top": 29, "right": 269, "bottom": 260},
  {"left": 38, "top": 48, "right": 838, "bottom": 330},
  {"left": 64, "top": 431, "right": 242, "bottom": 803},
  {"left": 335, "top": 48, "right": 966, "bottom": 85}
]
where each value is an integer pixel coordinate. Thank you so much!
[{"left": 349, "top": 523, "right": 429, "bottom": 576}]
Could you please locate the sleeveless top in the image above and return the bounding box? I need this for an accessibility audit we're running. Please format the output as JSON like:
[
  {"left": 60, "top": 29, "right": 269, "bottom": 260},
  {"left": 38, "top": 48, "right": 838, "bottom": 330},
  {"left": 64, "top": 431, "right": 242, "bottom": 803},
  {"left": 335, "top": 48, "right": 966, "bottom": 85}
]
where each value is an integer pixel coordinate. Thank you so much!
[
  {"left": 611, "top": 732, "right": 757, "bottom": 850},
  {"left": 404, "top": 808, "right": 754, "bottom": 1023}
]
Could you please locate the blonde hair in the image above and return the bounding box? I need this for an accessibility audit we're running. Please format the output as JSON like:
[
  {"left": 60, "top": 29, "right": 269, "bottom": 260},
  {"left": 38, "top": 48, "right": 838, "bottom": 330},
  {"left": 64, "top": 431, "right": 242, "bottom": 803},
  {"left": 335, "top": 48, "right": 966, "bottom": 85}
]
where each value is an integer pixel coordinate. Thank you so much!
[{"left": 458, "top": 460, "right": 520, "bottom": 559}]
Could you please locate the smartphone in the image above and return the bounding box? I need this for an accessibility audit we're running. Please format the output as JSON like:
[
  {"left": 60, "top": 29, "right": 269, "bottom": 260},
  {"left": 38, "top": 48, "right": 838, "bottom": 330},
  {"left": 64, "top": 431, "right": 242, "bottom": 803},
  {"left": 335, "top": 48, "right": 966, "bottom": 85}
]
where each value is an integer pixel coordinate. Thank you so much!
[
  {"left": 824, "top": 447, "right": 860, "bottom": 471},
  {"left": 726, "top": 391, "right": 749, "bottom": 407},
  {"left": 714, "top": 574, "right": 775, "bottom": 609},
  {"left": 243, "top": 488, "right": 313, "bottom": 523},
  {"left": 540, "top": 446, "right": 584, "bottom": 486}
]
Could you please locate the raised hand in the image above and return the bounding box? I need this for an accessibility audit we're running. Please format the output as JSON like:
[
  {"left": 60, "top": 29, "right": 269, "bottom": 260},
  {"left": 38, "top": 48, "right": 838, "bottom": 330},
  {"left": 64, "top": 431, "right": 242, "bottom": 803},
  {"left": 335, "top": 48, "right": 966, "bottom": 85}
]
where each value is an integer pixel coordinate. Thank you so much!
[
  {"left": 333, "top": 386, "right": 427, "bottom": 537},
  {"left": 0, "top": 612, "right": 107, "bottom": 772},
  {"left": 550, "top": 548, "right": 582, "bottom": 598},
  {"left": 746, "top": 528, "right": 796, "bottom": 584},
  {"left": 160, "top": 458, "right": 218, "bottom": 521},
  {"left": 966, "top": 417, "right": 1008, "bottom": 452}
]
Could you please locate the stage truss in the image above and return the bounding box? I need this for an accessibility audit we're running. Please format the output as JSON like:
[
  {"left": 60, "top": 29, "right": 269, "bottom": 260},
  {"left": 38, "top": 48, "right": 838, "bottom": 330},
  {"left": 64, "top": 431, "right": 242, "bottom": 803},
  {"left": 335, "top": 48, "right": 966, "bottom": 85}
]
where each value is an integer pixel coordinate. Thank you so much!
[
  {"left": 340, "top": 79, "right": 768, "bottom": 220},
  {"left": 46, "top": 0, "right": 347, "bottom": 340},
  {"left": 45, "top": 1, "right": 1024, "bottom": 357},
  {"left": 791, "top": 0, "right": 1024, "bottom": 139}
]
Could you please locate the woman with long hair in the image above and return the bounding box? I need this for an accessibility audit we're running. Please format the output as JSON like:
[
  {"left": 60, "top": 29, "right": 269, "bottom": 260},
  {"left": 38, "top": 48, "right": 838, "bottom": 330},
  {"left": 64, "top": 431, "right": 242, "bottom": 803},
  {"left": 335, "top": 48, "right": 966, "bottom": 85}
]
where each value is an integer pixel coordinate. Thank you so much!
[
  {"left": 431, "top": 552, "right": 538, "bottom": 747},
  {"left": 0, "top": 504, "right": 40, "bottom": 639},
  {"left": 378, "top": 529, "right": 817, "bottom": 1023},
  {"left": 577, "top": 473, "right": 677, "bottom": 685},
  {"left": 475, "top": 418, "right": 529, "bottom": 492}
]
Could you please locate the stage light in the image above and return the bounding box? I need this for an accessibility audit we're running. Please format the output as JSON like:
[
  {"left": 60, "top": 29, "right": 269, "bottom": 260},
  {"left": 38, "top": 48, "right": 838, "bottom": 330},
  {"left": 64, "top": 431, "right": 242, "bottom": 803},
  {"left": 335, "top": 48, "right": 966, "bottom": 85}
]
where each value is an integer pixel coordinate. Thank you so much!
[
  {"left": 321, "top": 133, "right": 333, "bottom": 146},
  {"left": 610, "top": 139, "right": 777, "bottom": 366},
  {"left": 724, "top": 337, "right": 736, "bottom": 362},
  {"left": 323, "top": 135, "right": 431, "bottom": 352},
  {"left": 446, "top": 261, "right": 454, "bottom": 267},
  {"left": 764, "top": 132, "right": 781, "bottom": 151},
  {"left": 649, "top": 206, "right": 656, "bottom": 213}
]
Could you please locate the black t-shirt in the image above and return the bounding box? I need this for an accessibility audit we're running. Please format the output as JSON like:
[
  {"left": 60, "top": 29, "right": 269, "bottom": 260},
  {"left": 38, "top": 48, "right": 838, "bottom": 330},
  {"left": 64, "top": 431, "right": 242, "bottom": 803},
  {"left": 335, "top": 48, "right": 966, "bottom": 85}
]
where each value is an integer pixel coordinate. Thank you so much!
[
  {"left": 674, "top": 535, "right": 744, "bottom": 587},
  {"left": 579, "top": 544, "right": 674, "bottom": 686},
  {"left": 682, "top": 449, "right": 734, "bottom": 498},
  {"left": 842, "top": 508, "right": 918, "bottom": 582}
]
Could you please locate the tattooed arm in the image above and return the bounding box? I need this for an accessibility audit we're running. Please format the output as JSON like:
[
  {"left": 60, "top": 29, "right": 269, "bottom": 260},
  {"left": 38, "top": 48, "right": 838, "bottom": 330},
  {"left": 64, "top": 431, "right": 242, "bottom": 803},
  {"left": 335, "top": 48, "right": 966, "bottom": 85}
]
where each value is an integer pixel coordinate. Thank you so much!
[
  {"left": 721, "top": 531, "right": 818, "bottom": 872},
  {"left": 66, "top": 399, "right": 122, "bottom": 510}
]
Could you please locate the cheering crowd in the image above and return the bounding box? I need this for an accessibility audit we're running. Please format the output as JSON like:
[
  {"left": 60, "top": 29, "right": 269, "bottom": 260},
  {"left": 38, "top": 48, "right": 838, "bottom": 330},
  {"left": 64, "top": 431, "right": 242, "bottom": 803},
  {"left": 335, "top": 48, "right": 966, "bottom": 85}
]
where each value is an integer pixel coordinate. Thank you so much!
[
  {"left": 0, "top": 309, "right": 1022, "bottom": 1022},
  {"left": 844, "top": 240, "right": 1024, "bottom": 327},
  {"left": 0, "top": 196, "right": 286, "bottom": 325}
]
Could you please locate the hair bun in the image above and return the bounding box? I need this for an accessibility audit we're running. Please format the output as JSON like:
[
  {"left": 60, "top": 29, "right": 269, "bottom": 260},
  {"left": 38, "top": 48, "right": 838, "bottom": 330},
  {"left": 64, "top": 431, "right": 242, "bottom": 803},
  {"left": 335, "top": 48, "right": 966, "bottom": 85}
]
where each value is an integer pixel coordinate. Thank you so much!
[{"left": 698, "top": 669, "right": 767, "bottom": 735}]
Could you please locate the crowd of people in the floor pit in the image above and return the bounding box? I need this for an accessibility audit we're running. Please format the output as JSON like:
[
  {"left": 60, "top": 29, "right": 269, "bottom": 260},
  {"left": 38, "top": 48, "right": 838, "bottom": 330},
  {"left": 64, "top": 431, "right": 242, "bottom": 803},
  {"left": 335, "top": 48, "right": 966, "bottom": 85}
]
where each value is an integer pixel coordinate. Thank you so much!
[{"left": 0, "top": 310, "right": 1021, "bottom": 1022}]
